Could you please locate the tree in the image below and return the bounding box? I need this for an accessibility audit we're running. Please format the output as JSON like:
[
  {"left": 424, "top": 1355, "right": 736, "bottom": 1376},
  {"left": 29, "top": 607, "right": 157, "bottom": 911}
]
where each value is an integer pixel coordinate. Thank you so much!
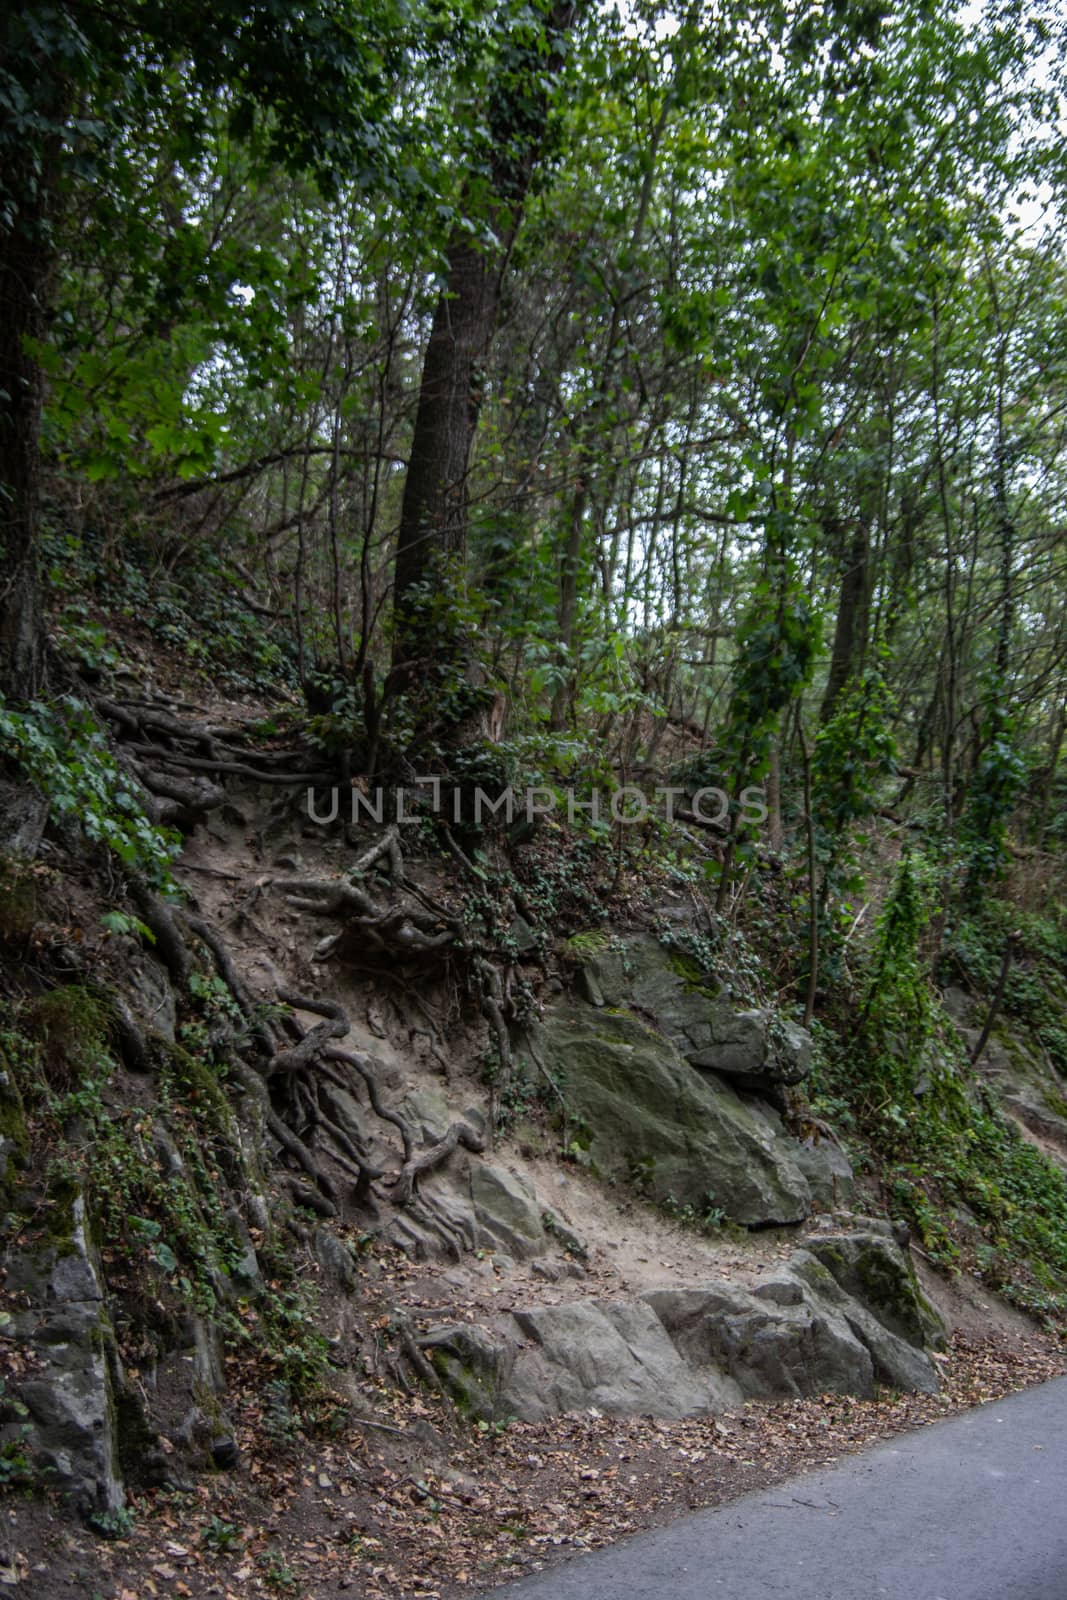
[
  {"left": 0, "top": 0, "right": 410, "bottom": 698},
  {"left": 391, "top": 0, "right": 580, "bottom": 671}
]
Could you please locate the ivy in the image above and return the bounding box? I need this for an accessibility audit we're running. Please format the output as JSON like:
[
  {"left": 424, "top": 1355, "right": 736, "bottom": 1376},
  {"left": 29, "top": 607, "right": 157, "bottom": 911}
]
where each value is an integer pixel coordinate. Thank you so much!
[{"left": 0, "top": 695, "right": 179, "bottom": 888}]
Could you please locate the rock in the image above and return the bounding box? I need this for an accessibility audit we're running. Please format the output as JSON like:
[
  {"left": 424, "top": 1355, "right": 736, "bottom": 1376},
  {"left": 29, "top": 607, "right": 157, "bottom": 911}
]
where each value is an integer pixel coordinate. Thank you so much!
[
  {"left": 0, "top": 779, "right": 48, "bottom": 857},
  {"left": 789, "top": 1255, "right": 939, "bottom": 1395},
  {"left": 2, "top": 1192, "right": 124, "bottom": 1518},
  {"left": 425, "top": 1229, "right": 942, "bottom": 1422},
  {"left": 313, "top": 1228, "right": 358, "bottom": 1293},
  {"left": 402, "top": 1088, "right": 455, "bottom": 1145},
  {"left": 320, "top": 1082, "right": 367, "bottom": 1144},
  {"left": 521, "top": 1003, "right": 810, "bottom": 1227},
  {"left": 541, "top": 1209, "right": 586, "bottom": 1257},
  {"left": 469, "top": 1165, "right": 546, "bottom": 1259},
  {"left": 424, "top": 1299, "right": 719, "bottom": 1422},
  {"left": 645, "top": 1277, "right": 873, "bottom": 1401},
  {"left": 792, "top": 1136, "right": 855, "bottom": 1211},
  {"left": 803, "top": 1231, "right": 945, "bottom": 1350},
  {"left": 581, "top": 934, "right": 812, "bottom": 1098},
  {"left": 507, "top": 914, "right": 541, "bottom": 955},
  {"left": 210, "top": 1436, "right": 239, "bottom": 1470},
  {"left": 127, "top": 957, "right": 177, "bottom": 1043},
  {"left": 577, "top": 967, "right": 606, "bottom": 1007},
  {"left": 224, "top": 1209, "right": 262, "bottom": 1293},
  {"left": 0, "top": 1060, "right": 29, "bottom": 1209}
]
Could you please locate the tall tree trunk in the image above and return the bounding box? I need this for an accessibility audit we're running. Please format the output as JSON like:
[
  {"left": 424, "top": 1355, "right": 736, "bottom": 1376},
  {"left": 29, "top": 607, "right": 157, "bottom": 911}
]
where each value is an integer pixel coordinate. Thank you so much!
[
  {"left": 391, "top": 233, "right": 505, "bottom": 654},
  {"left": 391, "top": 0, "right": 578, "bottom": 671},
  {"left": 0, "top": 153, "right": 49, "bottom": 701},
  {"left": 820, "top": 514, "right": 870, "bottom": 725},
  {"left": 549, "top": 476, "right": 588, "bottom": 729}
]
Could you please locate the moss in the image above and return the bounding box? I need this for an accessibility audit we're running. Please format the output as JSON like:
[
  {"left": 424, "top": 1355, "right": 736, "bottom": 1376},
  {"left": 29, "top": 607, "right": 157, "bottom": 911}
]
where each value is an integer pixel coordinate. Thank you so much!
[
  {"left": 37, "top": 1176, "right": 82, "bottom": 1258},
  {"left": 112, "top": 1385, "right": 158, "bottom": 1485},
  {"left": 666, "top": 950, "right": 718, "bottom": 999},
  {"left": 816, "top": 1237, "right": 939, "bottom": 1349},
  {"left": 153, "top": 1038, "right": 234, "bottom": 1137},
  {"left": 1043, "top": 1089, "right": 1067, "bottom": 1121},
  {"left": 0, "top": 857, "right": 38, "bottom": 944},
  {"left": 0, "top": 1046, "right": 30, "bottom": 1211},
  {"left": 30, "top": 985, "right": 111, "bottom": 1089}
]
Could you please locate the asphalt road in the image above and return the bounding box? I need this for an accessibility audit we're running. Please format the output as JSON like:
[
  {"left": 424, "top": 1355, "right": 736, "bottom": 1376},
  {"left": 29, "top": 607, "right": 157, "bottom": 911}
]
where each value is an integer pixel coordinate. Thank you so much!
[{"left": 503, "top": 1377, "right": 1067, "bottom": 1600}]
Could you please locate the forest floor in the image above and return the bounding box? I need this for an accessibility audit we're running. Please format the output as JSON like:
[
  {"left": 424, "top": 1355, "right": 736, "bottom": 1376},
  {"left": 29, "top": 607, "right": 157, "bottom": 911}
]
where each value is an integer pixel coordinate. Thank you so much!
[{"left": 6, "top": 1320, "right": 1063, "bottom": 1599}]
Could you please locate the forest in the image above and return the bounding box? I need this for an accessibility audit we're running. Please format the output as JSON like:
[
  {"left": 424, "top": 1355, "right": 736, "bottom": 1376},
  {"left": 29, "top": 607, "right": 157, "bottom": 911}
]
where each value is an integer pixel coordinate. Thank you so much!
[{"left": 2, "top": 0, "right": 1067, "bottom": 1592}]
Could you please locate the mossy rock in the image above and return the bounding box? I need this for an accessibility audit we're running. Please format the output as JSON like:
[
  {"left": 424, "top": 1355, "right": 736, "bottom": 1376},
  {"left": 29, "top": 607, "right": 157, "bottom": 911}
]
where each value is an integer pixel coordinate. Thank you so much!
[
  {"left": 521, "top": 1003, "right": 810, "bottom": 1227},
  {"left": 805, "top": 1232, "right": 945, "bottom": 1350},
  {"left": 579, "top": 935, "right": 811, "bottom": 1095},
  {"left": 154, "top": 1038, "right": 235, "bottom": 1137},
  {"left": 423, "top": 1325, "right": 505, "bottom": 1418},
  {"left": 0, "top": 1045, "right": 30, "bottom": 1211}
]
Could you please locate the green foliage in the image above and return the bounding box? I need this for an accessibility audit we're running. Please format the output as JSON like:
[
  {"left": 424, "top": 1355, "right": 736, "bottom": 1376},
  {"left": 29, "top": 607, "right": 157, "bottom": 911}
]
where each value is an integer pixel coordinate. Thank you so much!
[
  {"left": 41, "top": 530, "right": 299, "bottom": 693},
  {"left": 29, "top": 984, "right": 111, "bottom": 1090},
  {"left": 813, "top": 668, "right": 897, "bottom": 846},
  {"left": 959, "top": 696, "right": 1028, "bottom": 899},
  {"left": 86, "top": 1505, "right": 136, "bottom": 1540},
  {"left": 0, "top": 696, "right": 178, "bottom": 887},
  {"left": 816, "top": 876, "right": 1067, "bottom": 1324},
  {"left": 661, "top": 1191, "right": 729, "bottom": 1233},
  {"left": 723, "top": 575, "right": 822, "bottom": 782},
  {"left": 941, "top": 906, "right": 1067, "bottom": 1074},
  {"left": 201, "top": 1516, "right": 242, "bottom": 1554},
  {"left": 858, "top": 851, "right": 937, "bottom": 1113},
  {"left": 0, "top": 1378, "right": 34, "bottom": 1492}
]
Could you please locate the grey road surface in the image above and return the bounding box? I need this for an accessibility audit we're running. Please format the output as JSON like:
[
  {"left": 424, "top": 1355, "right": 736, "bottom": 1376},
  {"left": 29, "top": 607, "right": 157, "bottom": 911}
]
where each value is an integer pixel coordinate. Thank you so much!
[{"left": 502, "top": 1376, "right": 1067, "bottom": 1600}]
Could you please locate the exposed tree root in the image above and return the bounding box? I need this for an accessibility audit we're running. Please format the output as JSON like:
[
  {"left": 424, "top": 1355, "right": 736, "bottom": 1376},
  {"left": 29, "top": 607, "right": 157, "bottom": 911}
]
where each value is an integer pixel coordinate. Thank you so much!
[
  {"left": 268, "top": 989, "right": 348, "bottom": 1075},
  {"left": 127, "top": 743, "right": 331, "bottom": 785},
  {"left": 322, "top": 1044, "right": 415, "bottom": 1160},
  {"left": 388, "top": 1120, "right": 485, "bottom": 1206},
  {"left": 282, "top": 1179, "right": 337, "bottom": 1219},
  {"left": 266, "top": 1107, "right": 338, "bottom": 1206},
  {"left": 128, "top": 880, "right": 192, "bottom": 986}
]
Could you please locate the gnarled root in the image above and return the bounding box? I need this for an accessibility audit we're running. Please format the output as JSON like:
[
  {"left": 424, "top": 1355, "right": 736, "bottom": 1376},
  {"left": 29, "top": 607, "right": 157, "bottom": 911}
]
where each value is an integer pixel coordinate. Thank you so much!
[{"left": 388, "top": 1120, "right": 485, "bottom": 1207}]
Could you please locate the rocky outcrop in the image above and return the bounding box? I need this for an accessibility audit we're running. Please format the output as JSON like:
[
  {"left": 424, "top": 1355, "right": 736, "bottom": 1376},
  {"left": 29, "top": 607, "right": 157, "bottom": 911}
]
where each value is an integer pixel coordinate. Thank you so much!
[
  {"left": 520, "top": 1001, "right": 812, "bottom": 1227},
  {"left": 579, "top": 935, "right": 812, "bottom": 1099},
  {"left": 422, "top": 1228, "right": 942, "bottom": 1422},
  {"left": 1, "top": 1191, "right": 124, "bottom": 1520},
  {"left": 384, "top": 1156, "right": 585, "bottom": 1266},
  {"left": 426, "top": 1299, "right": 723, "bottom": 1422}
]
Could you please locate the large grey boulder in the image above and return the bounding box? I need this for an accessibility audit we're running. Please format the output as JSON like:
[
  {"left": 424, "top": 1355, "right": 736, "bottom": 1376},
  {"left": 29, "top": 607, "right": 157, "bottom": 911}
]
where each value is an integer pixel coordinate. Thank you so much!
[
  {"left": 803, "top": 1230, "right": 944, "bottom": 1350},
  {"left": 580, "top": 935, "right": 812, "bottom": 1097},
  {"left": 645, "top": 1276, "right": 875, "bottom": 1400},
  {"left": 2, "top": 1192, "right": 124, "bottom": 1519},
  {"left": 788, "top": 1255, "right": 939, "bottom": 1395},
  {"left": 423, "top": 1229, "right": 942, "bottom": 1421},
  {"left": 423, "top": 1298, "right": 727, "bottom": 1422},
  {"left": 521, "top": 1002, "right": 811, "bottom": 1227},
  {"left": 792, "top": 1135, "right": 856, "bottom": 1211}
]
